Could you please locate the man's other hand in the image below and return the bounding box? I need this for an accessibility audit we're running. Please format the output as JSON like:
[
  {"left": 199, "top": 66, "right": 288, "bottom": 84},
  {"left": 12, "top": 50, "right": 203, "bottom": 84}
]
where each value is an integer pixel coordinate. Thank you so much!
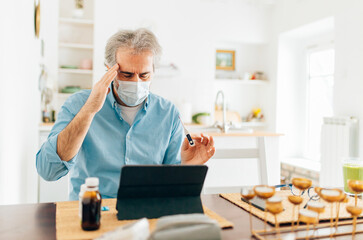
[{"left": 181, "top": 133, "right": 215, "bottom": 165}]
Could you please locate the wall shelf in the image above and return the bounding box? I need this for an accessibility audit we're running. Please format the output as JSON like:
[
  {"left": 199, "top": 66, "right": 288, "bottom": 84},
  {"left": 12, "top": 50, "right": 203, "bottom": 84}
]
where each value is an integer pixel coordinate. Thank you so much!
[
  {"left": 59, "top": 68, "right": 93, "bottom": 74},
  {"left": 57, "top": 92, "right": 87, "bottom": 98},
  {"left": 59, "top": 18, "right": 94, "bottom": 25},
  {"left": 59, "top": 42, "right": 93, "bottom": 49},
  {"left": 39, "top": 122, "right": 54, "bottom": 132},
  {"left": 56, "top": 0, "right": 94, "bottom": 107},
  {"left": 56, "top": 92, "right": 72, "bottom": 98}
]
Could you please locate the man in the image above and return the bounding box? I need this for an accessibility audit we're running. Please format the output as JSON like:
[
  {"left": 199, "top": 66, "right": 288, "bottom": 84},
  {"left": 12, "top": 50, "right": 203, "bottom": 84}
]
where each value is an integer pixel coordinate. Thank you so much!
[{"left": 36, "top": 28, "right": 215, "bottom": 200}]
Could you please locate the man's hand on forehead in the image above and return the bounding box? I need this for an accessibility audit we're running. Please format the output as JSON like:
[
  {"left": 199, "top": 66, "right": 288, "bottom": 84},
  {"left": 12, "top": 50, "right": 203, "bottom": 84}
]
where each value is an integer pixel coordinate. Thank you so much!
[{"left": 84, "top": 63, "right": 119, "bottom": 114}]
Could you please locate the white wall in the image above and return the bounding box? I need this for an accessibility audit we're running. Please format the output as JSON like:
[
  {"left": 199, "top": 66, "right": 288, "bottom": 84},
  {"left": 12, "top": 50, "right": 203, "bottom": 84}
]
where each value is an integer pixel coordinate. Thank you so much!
[
  {"left": 274, "top": 0, "right": 363, "bottom": 158},
  {"left": 273, "top": 0, "right": 342, "bottom": 34},
  {"left": 276, "top": 37, "right": 307, "bottom": 157},
  {"left": 334, "top": 1, "right": 363, "bottom": 154},
  {"left": 276, "top": 18, "right": 334, "bottom": 158},
  {"left": 0, "top": 1, "right": 40, "bottom": 204},
  {"left": 93, "top": 0, "right": 274, "bottom": 119}
]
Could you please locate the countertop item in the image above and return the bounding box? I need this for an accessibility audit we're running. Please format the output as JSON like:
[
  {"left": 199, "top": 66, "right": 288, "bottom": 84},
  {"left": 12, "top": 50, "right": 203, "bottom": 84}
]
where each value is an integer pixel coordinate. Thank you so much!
[
  {"left": 192, "top": 112, "right": 211, "bottom": 125},
  {"left": 80, "top": 59, "right": 93, "bottom": 70},
  {"left": 60, "top": 65, "right": 78, "bottom": 69},
  {"left": 221, "top": 191, "right": 360, "bottom": 225},
  {"left": 61, "top": 86, "right": 81, "bottom": 93},
  {"left": 214, "top": 110, "right": 241, "bottom": 123}
]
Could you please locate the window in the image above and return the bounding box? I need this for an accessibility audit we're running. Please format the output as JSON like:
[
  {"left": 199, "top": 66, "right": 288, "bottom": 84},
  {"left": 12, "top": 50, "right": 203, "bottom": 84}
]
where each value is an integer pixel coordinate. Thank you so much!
[{"left": 305, "top": 47, "right": 335, "bottom": 161}]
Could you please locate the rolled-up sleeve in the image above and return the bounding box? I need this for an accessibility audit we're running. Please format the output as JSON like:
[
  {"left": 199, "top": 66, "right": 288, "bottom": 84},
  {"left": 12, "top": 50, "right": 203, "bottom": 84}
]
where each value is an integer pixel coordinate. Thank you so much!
[
  {"left": 36, "top": 94, "right": 83, "bottom": 181},
  {"left": 162, "top": 108, "right": 184, "bottom": 165}
]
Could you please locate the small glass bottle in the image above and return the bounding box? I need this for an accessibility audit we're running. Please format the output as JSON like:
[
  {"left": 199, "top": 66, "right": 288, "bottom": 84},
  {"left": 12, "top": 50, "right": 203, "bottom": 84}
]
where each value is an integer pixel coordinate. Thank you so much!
[{"left": 82, "top": 177, "right": 102, "bottom": 231}]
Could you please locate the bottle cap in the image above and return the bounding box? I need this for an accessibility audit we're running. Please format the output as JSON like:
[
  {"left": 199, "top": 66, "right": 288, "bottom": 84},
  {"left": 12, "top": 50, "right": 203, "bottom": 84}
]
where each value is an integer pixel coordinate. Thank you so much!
[
  {"left": 80, "top": 184, "right": 87, "bottom": 193},
  {"left": 85, "top": 177, "right": 99, "bottom": 187}
]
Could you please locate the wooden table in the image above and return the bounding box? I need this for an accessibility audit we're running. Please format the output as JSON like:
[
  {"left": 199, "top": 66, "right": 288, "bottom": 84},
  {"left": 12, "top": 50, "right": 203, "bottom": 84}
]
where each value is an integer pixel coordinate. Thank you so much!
[
  {"left": 0, "top": 194, "right": 266, "bottom": 240},
  {"left": 0, "top": 194, "right": 359, "bottom": 240}
]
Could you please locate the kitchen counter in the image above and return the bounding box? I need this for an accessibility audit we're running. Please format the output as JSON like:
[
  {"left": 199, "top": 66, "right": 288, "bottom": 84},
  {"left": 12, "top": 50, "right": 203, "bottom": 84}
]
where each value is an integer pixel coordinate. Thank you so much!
[
  {"left": 185, "top": 123, "right": 283, "bottom": 137},
  {"left": 39, "top": 123, "right": 282, "bottom": 137},
  {"left": 191, "top": 131, "right": 283, "bottom": 137}
]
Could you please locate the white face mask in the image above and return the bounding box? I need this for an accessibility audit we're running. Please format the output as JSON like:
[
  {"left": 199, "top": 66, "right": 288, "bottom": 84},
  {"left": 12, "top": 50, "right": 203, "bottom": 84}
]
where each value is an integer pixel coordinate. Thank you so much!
[{"left": 116, "top": 80, "right": 151, "bottom": 107}]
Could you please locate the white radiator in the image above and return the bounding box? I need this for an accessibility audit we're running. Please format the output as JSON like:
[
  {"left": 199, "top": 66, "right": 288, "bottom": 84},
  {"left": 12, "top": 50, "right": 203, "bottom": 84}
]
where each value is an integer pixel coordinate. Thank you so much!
[{"left": 320, "top": 116, "right": 359, "bottom": 187}]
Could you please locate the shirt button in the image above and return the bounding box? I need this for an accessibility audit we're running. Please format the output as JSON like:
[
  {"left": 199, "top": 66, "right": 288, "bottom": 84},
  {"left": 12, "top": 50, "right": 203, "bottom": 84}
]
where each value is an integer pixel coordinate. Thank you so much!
[
  {"left": 127, "top": 136, "right": 130, "bottom": 139},
  {"left": 125, "top": 157, "right": 129, "bottom": 163}
]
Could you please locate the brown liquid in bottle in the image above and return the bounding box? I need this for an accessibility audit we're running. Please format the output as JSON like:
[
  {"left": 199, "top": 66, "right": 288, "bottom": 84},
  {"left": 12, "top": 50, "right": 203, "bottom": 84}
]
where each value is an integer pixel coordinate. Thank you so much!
[{"left": 81, "top": 189, "right": 102, "bottom": 231}]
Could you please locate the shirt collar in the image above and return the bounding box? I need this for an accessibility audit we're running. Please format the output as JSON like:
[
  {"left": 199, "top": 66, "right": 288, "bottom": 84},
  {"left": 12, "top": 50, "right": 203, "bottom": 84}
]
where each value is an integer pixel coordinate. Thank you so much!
[
  {"left": 107, "top": 81, "right": 150, "bottom": 111},
  {"left": 144, "top": 93, "right": 150, "bottom": 110}
]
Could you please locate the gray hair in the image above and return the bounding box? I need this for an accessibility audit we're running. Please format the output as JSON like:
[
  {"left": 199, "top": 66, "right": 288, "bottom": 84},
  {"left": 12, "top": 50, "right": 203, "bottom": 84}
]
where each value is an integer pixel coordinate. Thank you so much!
[{"left": 104, "top": 28, "right": 162, "bottom": 67}]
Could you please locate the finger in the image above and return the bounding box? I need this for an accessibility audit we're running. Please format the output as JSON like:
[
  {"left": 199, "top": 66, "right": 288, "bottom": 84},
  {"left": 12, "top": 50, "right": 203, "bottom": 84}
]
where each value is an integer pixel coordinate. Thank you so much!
[
  {"left": 208, "top": 147, "right": 216, "bottom": 158},
  {"left": 103, "top": 64, "right": 119, "bottom": 79},
  {"left": 202, "top": 147, "right": 215, "bottom": 164},
  {"left": 103, "top": 71, "right": 117, "bottom": 86},
  {"left": 194, "top": 137, "right": 202, "bottom": 143},
  {"left": 190, "top": 133, "right": 201, "bottom": 138},
  {"left": 110, "top": 63, "right": 119, "bottom": 70},
  {"left": 181, "top": 137, "right": 190, "bottom": 151},
  {"left": 200, "top": 136, "right": 208, "bottom": 146},
  {"left": 190, "top": 134, "right": 202, "bottom": 142},
  {"left": 206, "top": 136, "right": 214, "bottom": 148},
  {"left": 201, "top": 133, "right": 210, "bottom": 146}
]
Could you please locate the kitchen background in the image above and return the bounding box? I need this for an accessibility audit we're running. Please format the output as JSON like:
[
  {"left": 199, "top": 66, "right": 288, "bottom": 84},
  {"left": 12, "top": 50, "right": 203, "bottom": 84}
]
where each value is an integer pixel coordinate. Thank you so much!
[{"left": 1, "top": 0, "right": 363, "bottom": 205}]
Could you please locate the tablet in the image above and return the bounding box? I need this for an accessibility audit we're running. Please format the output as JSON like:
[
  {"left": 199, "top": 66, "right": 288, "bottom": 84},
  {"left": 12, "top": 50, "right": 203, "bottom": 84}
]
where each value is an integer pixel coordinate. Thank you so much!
[{"left": 116, "top": 165, "right": 208, "bottom": 220}]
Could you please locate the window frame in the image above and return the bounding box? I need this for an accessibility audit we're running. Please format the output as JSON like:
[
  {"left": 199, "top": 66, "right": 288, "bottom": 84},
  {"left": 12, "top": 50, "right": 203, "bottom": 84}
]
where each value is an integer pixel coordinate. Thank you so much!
[{"left": 303, "top": 43, "right": 335, "bottom": 161}]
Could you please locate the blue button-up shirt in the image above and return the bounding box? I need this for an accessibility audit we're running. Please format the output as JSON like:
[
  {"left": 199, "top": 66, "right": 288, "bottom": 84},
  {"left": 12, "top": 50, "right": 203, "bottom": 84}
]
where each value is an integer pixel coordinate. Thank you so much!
[{"left": 36, "top": 84, "right": 184, "bottom": 200}]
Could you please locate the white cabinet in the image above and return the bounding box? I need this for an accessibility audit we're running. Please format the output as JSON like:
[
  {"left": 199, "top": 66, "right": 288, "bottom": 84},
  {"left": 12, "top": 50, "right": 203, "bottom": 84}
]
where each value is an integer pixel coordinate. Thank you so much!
[
  {"left": 55, "top": 0, "right": 94, "bottom": 112},
  {"left": 38, "top": 128, "right": 69, "bottom": 203},
  {"left": 37, "top": 0, "right": 95, "bottom": 203},
  {"left": 41, "top": 0, "right": 95, "bottom": 114}
]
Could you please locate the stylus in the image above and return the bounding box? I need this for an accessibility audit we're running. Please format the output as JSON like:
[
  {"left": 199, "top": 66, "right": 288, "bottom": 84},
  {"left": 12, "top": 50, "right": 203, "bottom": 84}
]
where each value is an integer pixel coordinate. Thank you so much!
[{"left": 178, "top": 116, "right": 195, "bottom": 147}]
